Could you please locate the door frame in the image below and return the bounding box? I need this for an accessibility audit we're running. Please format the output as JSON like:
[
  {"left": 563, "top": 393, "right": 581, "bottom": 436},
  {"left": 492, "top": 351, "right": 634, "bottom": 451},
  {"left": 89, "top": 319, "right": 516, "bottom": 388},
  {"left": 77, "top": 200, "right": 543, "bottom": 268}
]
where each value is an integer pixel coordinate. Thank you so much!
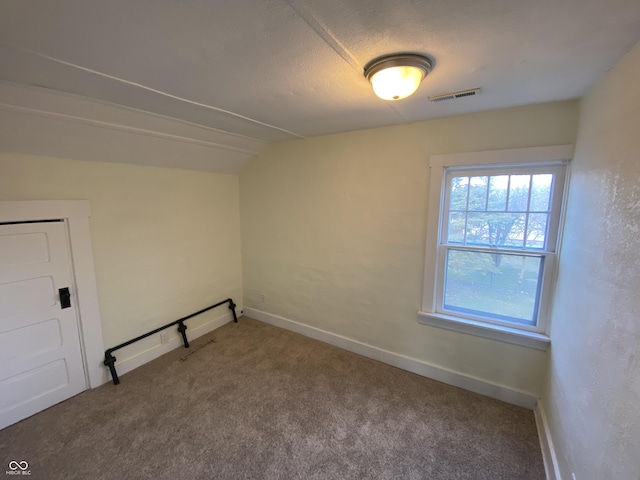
[{"left": 0, "top": 200, "right": 105, "bottom": 388}]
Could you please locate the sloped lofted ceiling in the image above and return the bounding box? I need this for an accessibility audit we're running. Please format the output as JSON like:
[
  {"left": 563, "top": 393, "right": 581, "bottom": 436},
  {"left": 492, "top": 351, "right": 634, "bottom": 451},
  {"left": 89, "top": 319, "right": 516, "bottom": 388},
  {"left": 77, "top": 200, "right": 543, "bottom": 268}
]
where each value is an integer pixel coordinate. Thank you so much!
[{"left": 0, "top": 0, "right": 639, "bottom": 172}]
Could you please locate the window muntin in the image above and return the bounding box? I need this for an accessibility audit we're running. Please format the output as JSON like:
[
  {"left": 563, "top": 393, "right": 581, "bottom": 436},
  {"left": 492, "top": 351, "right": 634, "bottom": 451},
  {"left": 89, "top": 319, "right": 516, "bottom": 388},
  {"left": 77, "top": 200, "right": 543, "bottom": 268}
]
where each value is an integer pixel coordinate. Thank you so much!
[{"left": 436, "top": 164, "right": 566, "bottom": 330}]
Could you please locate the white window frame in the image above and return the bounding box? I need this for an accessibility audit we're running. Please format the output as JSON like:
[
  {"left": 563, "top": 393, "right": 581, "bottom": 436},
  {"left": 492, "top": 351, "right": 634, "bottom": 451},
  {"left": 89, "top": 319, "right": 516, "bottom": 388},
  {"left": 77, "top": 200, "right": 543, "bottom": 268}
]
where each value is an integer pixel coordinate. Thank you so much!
[{"left": 418, "top": 145, "right": 573, "bottom": 350}]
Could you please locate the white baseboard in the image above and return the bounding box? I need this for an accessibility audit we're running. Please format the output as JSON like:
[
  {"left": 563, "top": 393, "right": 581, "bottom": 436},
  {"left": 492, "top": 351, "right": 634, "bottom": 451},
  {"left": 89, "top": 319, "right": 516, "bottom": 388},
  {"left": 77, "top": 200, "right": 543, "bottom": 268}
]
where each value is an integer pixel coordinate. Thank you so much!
[
  {"left": 535, "top": 400, "right": 562, "bottom": 480},
  {"left": 104, "top": 308, "right": 240, "bottom": 384},
  {"left": 244, "top": 307, "right": 538, "bottom": 409}
]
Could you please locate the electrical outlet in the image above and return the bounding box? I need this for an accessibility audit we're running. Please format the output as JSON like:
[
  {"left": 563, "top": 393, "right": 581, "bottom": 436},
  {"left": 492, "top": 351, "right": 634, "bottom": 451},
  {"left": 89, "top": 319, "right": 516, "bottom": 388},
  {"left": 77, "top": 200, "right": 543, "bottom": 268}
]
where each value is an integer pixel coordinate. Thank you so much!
[
  {"left": 160, "top": 332, "right": 169, "bottom": 344},
  {"left": 261, "top": 293, "right": 266, "bottom": 303}
]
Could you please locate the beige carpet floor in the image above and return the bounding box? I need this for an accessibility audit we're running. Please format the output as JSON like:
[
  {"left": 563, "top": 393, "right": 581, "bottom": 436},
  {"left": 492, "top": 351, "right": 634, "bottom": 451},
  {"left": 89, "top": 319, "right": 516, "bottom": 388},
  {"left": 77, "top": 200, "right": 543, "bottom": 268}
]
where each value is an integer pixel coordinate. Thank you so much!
[{"left": 0, "top": 317, "right": 545, "bottom": 479}]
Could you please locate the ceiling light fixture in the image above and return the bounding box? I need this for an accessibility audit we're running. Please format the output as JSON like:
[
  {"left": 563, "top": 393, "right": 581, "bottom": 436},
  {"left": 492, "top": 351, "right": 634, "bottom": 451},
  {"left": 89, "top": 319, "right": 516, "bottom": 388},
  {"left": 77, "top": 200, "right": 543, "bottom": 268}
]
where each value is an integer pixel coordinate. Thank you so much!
[{"left": 364, "top": 54, "right": 433, "bottom": 101}]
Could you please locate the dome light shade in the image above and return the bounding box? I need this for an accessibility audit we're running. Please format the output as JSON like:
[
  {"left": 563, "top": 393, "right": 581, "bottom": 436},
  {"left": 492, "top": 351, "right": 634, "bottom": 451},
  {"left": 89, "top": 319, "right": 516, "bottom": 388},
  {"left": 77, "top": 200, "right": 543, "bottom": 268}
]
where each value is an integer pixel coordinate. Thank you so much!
[
  {"left": 369, "top": 65, "right": 425, "bottom": 100},
  {"left": 364, "top": 54, "right": 433, "bottom": 101}
]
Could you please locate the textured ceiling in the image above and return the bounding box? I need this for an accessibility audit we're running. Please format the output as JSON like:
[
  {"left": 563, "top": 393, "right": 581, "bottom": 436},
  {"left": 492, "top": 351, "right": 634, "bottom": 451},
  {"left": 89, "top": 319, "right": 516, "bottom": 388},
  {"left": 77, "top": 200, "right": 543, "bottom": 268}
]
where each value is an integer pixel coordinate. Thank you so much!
[{"left": 0, "top": 0, "right": 639, "bottom": 160}]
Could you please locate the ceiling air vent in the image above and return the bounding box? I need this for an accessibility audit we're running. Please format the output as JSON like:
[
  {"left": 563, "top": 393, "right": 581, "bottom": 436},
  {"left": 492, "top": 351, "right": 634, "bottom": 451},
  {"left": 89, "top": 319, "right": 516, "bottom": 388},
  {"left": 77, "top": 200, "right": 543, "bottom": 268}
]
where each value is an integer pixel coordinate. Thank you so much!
[{"left": 429, "top": 88, "right": 480, "bottom": 102}]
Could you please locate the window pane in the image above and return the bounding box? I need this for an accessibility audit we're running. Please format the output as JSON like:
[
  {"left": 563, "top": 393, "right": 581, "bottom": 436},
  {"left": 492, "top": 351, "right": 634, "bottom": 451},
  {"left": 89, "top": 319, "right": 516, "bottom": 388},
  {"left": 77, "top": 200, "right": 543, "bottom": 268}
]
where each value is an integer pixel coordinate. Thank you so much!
[
  {"left": 530, "top": 174, "right": 553, "bottom": 212},
  {"left": 443, "top": 249, "right": 543, "bottom": 324},
  {"left": 465, "top": 212, "right": 525, "bottom": 248},
  {"left": 449, "top": 177, "right": 469, "bottom": 210},
  {"left": 488, "top": 175, "right": 508, "bottom": 211},
  {"left": 508, "top": 175, "right": 530, "bottom": 212},
  {"left": 447, "top": 212, "right": 466, "bottom": 244},
  {"left": 468, "top": 176, "right": 488, "bottom": 211},
  {"left": 526, "top": 213, "right": 548, "bottom": 249}
]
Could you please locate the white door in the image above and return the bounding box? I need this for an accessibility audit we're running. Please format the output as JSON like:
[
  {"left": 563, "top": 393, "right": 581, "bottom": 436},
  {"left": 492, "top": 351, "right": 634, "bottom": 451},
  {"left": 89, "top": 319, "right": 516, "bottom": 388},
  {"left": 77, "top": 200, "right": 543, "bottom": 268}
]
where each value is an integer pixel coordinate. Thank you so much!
[{"left": 0, "top": 221, "right": 86, "bottom": 430}]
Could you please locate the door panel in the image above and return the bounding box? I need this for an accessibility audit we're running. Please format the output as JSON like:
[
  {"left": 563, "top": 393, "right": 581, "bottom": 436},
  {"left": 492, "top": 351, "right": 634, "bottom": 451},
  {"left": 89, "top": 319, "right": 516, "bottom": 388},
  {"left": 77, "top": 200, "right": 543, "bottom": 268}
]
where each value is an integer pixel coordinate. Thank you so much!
[
  {"left": 0, "top": 222, "right": 86, "bottom": 430},
  {"left": 0, "top": 276, "right": 56, "bottom": 315},
  {"left": 1, "top": 360, "right": 70, "bottom": 413},
  {"left": 0, "top": 232, "right": 49, "bottom": 268},
  {"left": 0, "top": 317, "right": 63, "bottom": 360}
]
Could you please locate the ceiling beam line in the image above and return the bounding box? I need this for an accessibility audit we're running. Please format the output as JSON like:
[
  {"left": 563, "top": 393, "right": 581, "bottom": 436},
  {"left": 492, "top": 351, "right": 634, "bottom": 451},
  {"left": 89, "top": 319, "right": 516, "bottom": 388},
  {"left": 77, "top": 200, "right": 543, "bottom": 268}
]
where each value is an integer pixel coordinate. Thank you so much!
[
  {"left": 0, "top": 103, "right": 263, "bottom": 155},
  {"left": 282, "top": 0, "right": 362, "bottom": 72},
  {"left": 281, "top": 1, "right": 409, "bottom": 123},
  {"left": 0, "top": 41, "right": 306, "bottom": 140}
]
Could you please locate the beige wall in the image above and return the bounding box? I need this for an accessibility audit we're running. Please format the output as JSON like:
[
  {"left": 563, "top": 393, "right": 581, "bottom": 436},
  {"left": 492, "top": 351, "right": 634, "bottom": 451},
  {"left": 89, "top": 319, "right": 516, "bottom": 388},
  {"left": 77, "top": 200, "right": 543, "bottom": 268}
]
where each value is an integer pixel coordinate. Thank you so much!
[
  {"left": 543, "top": 42, "right": 640, "bottom": 479},
  {"left": 240, "top": 101, "right": 578, "bottom": 398},
  {"left": 0, "top": 154, "right": 243, "bottom": 362}
]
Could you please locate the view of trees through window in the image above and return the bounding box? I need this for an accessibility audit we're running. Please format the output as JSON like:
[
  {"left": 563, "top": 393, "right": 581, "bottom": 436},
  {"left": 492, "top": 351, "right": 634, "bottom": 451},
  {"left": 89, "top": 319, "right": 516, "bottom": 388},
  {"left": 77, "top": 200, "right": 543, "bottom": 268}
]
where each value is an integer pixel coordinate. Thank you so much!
[
  {"left": 444, "top": 250, "right": 543, "bottom": 323},
  {"left": 447, "top": 173, "right": 552, "bottom": 251},
  {"left": 442, "top": 172, "right": 554, "bottom": 324}
]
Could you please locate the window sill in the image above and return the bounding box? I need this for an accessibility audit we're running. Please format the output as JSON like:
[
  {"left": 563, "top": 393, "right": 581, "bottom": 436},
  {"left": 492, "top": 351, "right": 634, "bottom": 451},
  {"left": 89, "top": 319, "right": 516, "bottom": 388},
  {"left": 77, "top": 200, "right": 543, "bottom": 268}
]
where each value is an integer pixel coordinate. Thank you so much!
[{"left": 417, "top": 311, "right": 550, "bottom": 350}]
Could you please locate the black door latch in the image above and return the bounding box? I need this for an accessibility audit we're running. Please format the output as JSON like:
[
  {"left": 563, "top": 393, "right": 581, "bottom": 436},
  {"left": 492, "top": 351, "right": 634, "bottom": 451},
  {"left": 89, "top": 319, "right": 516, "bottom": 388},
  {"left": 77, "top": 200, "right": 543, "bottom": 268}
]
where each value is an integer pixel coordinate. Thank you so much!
[{"left": 59, "top": 287, "right": 71, "bottom": 309}]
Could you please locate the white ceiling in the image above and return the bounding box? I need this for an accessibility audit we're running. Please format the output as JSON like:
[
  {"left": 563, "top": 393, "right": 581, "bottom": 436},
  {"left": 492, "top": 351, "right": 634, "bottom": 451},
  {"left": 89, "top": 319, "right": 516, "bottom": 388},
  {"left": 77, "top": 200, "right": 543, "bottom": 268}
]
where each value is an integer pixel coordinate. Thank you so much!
[{"left": 1, "top": 0, "right": 639, "bottom": 166}]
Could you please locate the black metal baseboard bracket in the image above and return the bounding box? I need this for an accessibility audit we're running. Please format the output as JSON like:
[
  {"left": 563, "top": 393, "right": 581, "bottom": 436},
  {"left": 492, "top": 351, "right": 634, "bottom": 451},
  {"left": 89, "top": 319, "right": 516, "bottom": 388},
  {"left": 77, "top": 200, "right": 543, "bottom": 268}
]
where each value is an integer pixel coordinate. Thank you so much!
[{"left": 104, "top": 298, "right": 238, "bottom": 385}]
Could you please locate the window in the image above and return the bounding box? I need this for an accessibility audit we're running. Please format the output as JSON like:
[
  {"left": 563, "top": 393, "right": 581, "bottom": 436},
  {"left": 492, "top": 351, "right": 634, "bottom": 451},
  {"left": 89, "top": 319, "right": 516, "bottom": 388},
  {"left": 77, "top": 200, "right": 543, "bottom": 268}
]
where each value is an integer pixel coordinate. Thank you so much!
[{"left": 419, "top": 146, "right": 573, "bottom": 349}]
